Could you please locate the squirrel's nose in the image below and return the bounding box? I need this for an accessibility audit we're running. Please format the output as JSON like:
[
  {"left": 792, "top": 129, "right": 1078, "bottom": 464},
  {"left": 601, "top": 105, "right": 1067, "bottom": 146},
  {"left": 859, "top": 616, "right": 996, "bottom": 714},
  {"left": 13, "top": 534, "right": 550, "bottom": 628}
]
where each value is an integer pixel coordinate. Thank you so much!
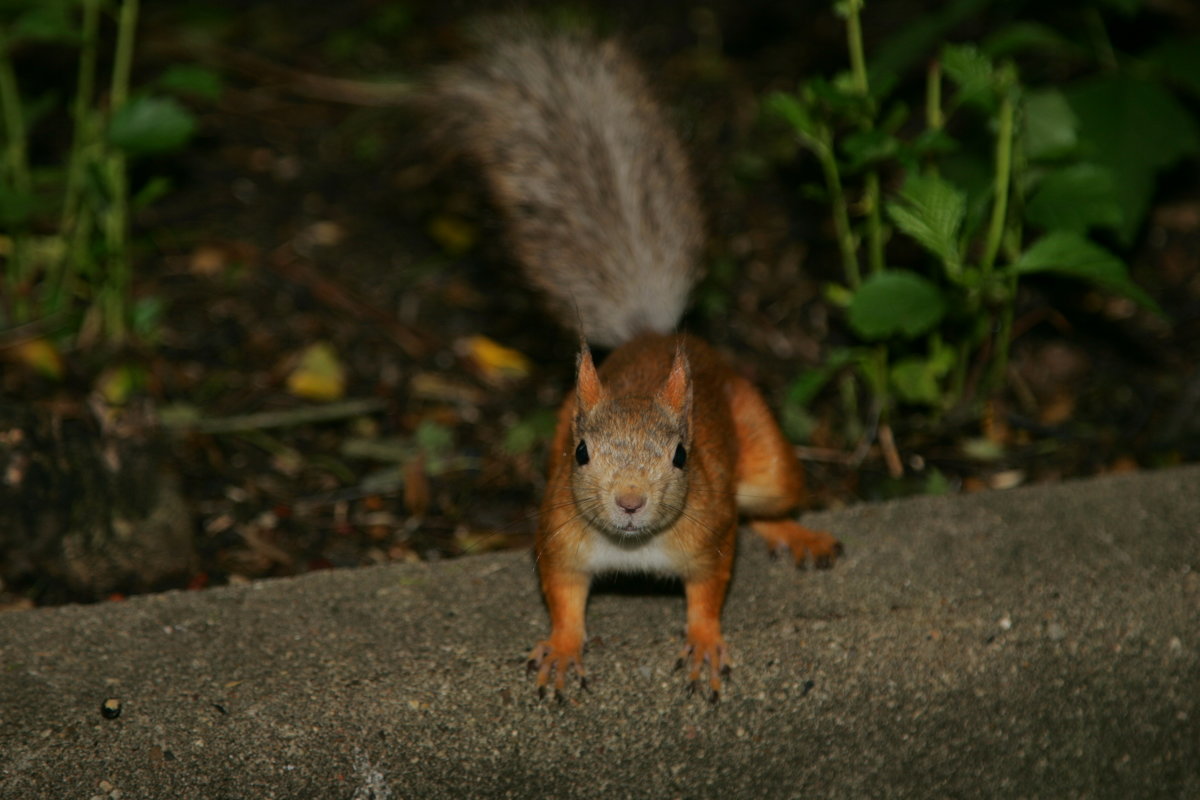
[{"left": 615, "top": 492, "right": 646, "bottom": 514}]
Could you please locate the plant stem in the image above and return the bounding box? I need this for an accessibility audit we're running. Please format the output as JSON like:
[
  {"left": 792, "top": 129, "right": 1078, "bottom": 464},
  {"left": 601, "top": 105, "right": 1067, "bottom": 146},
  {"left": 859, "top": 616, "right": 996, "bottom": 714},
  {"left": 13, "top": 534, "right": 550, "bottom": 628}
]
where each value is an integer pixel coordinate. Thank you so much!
[
  {"left": 979, "top": 64, "right": 1015, "bottom": 278},
  {"left": 864, "top": 171, "right": 884, "bottom": 274},
  {"left": 844, "top": 0, "right": 869, "bottom": 96},
  {"left": 101, "top": 0, "right": 140, "bottom": 343},
  {"left": 950, "top": 337, "right": 970, "bottom": 410},
  {"left": 842, "top": 0, "right": 883, "bottom": 275},
  {"left": 817, "top": 142, "right": 861, "bottom": 288},
  {"left": 984, "top": 273, "right": 1019, "bottom": 397},
  {"left": 0, "top": 47, "right": 32, "bottom": 321},
  {"left": 55, "top": 0, "right": 103, "bottom": 313},
  {"left": 925, "top": 56, "right": 945, "bottom": 180},
  {"left": 0, "top": 51, "right": 30, "bottom": 194},
  {"left": 62, "top": 0, "right": 101, "bottom": 230},
  {"left": 1085, "top": 8, "right": 1118, "bottom": 71},
  {"left": 925, "top": 59, "right": 943, "bottom": 133}
]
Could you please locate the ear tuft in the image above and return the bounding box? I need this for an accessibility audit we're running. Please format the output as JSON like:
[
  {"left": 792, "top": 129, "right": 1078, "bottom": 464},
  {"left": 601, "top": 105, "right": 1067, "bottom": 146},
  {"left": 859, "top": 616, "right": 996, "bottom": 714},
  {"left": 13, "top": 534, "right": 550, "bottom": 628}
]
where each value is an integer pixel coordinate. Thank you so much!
[
  {"left": 575, "top": 345, "right": 604, "bottom": 413},
  {"left": 656, "top": 345, "right": 691, "bottom": 418}
]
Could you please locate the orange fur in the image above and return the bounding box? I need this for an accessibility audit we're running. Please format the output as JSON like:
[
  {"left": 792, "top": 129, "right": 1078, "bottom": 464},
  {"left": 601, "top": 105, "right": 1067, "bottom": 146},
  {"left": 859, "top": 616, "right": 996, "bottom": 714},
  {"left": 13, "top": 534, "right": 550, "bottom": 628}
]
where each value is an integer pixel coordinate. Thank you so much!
[
  {"left": 425, "top": 26, "right": 839, "bottom": 699},
  {"left": 530, "top": 334, "right": 841, "bottom": 697}
]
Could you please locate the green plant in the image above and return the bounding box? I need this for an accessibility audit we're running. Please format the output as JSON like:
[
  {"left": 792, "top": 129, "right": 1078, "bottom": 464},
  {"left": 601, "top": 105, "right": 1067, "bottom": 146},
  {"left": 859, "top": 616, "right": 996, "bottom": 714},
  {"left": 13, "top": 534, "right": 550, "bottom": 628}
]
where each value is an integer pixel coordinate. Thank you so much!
[
  {"left": 767, "top": 0, "right": 1196, "bottom": 450},
  {"left": 1, "top": 0, "right": 210, "bottom": 345}
]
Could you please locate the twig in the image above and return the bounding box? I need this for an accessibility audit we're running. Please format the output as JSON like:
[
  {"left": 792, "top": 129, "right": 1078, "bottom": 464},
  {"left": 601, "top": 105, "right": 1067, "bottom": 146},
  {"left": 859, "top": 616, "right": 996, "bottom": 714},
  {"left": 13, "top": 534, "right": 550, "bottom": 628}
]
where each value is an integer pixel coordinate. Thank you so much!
[
  {"left": 218, "top": 49, "right": 415, "bottom": 107},
  {"left": 268, "top": 247, "right": 431, "bottom": 358},
  {"left": 0, "top": 316, "right": 64, "bottom": 348},
  {"left": 792, "top": 445, "right": 860, "bottom": 465},
  {"left": 878, "top": 422, "right": 904, "bottom": 478},
  {"left": 165, "top": 398, "right": 386, "bottom": 435}
]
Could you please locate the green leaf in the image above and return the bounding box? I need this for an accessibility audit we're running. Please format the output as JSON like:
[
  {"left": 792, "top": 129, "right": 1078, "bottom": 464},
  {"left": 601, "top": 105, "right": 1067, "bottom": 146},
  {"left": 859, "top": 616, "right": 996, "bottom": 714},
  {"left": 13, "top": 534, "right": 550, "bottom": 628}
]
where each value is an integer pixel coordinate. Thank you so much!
[
  {"left": 1022, "top": 90, "right": 1078, "bottom": 161},
  {"left": 938, "top": 150, "right": 993, "bottom": 239},
  {"left": 1024, "top": 163, "right": 1122, "bottom": 234},
  {"left": 803, "top": 76, "right": 872, "bottom": 121},
  {"left": 847, "top": 270, "right": 948, "bottom": 340},
  {"left": 787, "top": 370, "right": 834, "bottom": 410},
  {"left": 370, "top": 3, "right": 413, "bottom": 36},
  {"left": 1066, "top": 75, "right": 1200, "bottom": 244},
  {"left": 786, "top": 349, "right": 857, "bottom": 408},
  {"left": 891, "top": 353, "right": 952, "bottom": 406},
  {"left": 764, "top": 91, "right": 818, "bottom": 140},
  {"left": 910, "top": 129, "right": 958, "bottom": 158},
  {"left": 1099, "top": 0, "right": 1141, "bottom": 14},
  {"left": 10, "top": 2, "right": 77, "bottom": 44},
  {"left": 414, "top": 420, "right": 454, "bottom": 462},
  {"left": 132, "top": 175, "right": 173, "bottom": 211},
  {"left": 885, "top": 174, "right": 966, "bottom": 273},
  {"left": 1014, "top": 232, "right": 1161, "bottom": 313},
  {"left": 131, "top": 295, "right": 166, "bottom": 339},
  {"left": 823, "top": 282, "right": 855, "bottom": 308},
  {"left": 866, "top": 0, "right": 992, "bottom": 89},
  {"left": 107, "top": 96, "right": 197, "bottom": 155},
  {"left": 895, "top": 340, "right": 956, "bottom": 406},
  {"left": 941, "top": 43, "right": 994, "bottom": 108},
  {"left": 1144, "top": 36, "right": 1200, "bottom": 99},
  {"left": 840, "top": 128, "right": 899, "bottom": 171},
  {"left": 503, "top": 409, "right": 557, "bottom": 455},
  {"left": 157, "top": 65, "right": 223, "bottom": 101},
  {"left": 982, "top": 22, "right": 1080, "bottom": 60},
  {"left": 0, "top": 185, "right": 37, "bottom": 226},
  {"left": 923, "top": 468, "right": 953, "bottom": 495},
  {"left": 779, "top": 347, "right": 865, "bottom": 439}
]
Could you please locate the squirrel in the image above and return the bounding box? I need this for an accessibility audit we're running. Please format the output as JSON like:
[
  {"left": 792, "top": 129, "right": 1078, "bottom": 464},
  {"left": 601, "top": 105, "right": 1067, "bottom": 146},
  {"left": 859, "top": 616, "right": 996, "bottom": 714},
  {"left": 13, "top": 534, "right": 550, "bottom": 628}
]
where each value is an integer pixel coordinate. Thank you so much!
[{"left": 424, "top": 23, "right": 842, "bottom": 698}]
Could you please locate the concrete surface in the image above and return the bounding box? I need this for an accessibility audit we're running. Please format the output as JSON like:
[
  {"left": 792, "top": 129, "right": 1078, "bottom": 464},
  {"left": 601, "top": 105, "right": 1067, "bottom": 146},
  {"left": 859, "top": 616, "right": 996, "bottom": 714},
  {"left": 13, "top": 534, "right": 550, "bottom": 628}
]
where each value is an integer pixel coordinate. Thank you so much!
[{"left": 1, "top": 466, "right": 1198, "bottom": 799}]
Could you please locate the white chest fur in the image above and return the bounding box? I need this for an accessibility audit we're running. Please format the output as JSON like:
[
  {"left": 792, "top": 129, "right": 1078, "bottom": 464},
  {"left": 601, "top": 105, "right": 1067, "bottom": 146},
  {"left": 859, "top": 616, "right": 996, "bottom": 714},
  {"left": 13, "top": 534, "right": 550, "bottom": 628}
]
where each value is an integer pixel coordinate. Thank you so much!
[{"left": 582, "top": 532, "right": 681, "bottom": 576}]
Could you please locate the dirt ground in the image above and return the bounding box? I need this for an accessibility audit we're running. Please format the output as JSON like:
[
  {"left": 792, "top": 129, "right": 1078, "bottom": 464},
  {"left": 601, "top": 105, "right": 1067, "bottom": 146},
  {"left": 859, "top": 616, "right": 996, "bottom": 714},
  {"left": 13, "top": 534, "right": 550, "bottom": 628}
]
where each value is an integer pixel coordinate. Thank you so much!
[{"left": 2, "top": 0, "right": 1198, "bottom": 606}]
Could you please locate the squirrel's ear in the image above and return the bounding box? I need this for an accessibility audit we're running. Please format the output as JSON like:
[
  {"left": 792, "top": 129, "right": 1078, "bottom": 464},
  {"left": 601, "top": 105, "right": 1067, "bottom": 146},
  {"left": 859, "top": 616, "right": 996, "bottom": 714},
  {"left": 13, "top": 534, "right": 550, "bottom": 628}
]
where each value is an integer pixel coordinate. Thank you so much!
[
  {"left": 656, "top": 347, "right": 692, "bottom": 419},
  {"left": 575, "top": 345, "right": 604, "bottom": 413}
]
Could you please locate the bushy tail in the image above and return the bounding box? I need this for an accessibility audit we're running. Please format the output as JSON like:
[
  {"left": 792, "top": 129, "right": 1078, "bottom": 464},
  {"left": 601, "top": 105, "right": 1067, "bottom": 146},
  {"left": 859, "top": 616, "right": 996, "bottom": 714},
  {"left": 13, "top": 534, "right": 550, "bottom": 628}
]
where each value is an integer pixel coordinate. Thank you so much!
[{"left": 424, "top": 24, "right": 703, "bottom": 348}]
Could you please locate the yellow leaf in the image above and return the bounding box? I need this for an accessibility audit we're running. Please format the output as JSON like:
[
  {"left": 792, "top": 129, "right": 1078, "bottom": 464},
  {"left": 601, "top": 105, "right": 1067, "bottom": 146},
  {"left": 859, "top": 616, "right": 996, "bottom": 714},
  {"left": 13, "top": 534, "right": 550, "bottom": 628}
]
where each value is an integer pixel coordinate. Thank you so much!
[
  {"left": 462, "top": 335, "right": 532, "bottom": 382},
  {"left": 286, "top": 342, "right": 346, "bottom": 401},
  {"left": 13, "top": 338, "right": 64, "bottom": 379},
  {"left": 96, "top": 365, "right": 143, "bottom": 404},
  {"left": 428, "top": 215, "right": 477, "bottom": 256}
]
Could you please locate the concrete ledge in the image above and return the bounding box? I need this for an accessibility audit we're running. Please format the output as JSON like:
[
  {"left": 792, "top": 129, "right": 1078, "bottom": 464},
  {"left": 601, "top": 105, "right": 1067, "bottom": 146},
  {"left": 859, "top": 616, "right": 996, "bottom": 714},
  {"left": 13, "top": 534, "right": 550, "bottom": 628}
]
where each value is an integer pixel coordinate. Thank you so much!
[{"left": 2, "top": 466, "right": 1198, "bottom": 798}]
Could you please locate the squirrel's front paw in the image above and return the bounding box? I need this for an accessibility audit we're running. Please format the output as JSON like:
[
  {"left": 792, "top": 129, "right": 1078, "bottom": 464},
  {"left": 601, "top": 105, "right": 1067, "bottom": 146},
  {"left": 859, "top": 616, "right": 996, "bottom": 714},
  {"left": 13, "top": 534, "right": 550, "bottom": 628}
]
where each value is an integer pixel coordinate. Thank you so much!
[
  {"left": 677, "top": 633, "right": 729, "bottom": 701},
  {"left": 527, "top": 639, "right": 587, "bottom": 699}
]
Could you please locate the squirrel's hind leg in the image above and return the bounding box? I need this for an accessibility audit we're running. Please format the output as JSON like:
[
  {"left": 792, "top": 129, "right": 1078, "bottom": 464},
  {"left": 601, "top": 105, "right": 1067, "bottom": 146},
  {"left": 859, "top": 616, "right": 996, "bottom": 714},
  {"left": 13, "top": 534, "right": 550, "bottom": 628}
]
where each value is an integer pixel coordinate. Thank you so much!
[
  {"left": 726, "top": 374, "right": 843, "bottom": 568},
  {"left": 749, "top": 518, "right": 843, "bottom": 569}
]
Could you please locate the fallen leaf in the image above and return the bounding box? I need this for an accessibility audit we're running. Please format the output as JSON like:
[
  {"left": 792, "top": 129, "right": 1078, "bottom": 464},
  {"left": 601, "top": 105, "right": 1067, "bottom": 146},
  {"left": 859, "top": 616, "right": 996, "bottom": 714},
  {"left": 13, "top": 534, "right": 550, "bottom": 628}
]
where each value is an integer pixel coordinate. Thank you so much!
[
  {"left": 286, "top": 342, "right": 346, "bottom": 401},
  {"left": 460, "top": 335, "right": 532, "bottom": 383},
  {"left": 306, "top": 220, "right": 344, "bottom": 247},
  {"left": 409, "top": 372, "right": 485, "bottom": 405},
  {"left": 987, "top": 469, "right": 1026, "bottom": 490},
  {"left": 403, "top": 452, "right": 431, "bottom": 518},
  {"left": 428, "top": 215, "right": 477, "bottom": 255},
  {"left": 1107, "top": 455, "right": 1139, "bottom": 474},
  {"left": 189, "top": 245, "right": 227, "bottom": 276},
  {"left": 12, "top": 338, "right": 64, "bottom": 379},
  {"left": 96, "top": 365, "right": 144, "bottom": 404},
  {"left": 1039, "top": 393, "right": 1076, "bottom": 426}
]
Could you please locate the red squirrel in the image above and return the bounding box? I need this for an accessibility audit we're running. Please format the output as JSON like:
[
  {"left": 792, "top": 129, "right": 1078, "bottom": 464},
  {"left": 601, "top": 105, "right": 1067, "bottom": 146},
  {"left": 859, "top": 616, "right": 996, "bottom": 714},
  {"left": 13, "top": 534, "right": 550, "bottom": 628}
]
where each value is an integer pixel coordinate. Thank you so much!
[{"left": 427, "top": 24, "right": 842, "bottom": 698}]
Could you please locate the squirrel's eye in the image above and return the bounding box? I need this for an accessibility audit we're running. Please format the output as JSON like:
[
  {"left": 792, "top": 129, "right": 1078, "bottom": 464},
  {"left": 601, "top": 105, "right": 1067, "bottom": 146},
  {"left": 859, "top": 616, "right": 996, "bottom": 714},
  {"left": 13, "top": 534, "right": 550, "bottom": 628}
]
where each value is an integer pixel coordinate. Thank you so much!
[
  {"left": 672, "top": 442, "right": 687, "bottom": 469},
  {"left": 575, "top": 440, "right": 589, "bottom": 466}
]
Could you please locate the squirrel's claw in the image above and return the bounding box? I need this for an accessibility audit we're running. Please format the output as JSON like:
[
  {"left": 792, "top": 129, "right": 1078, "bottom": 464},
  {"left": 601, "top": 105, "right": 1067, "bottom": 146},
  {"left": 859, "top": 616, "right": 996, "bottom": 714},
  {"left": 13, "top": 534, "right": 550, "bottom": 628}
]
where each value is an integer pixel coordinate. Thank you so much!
[
  {"left": 678, "top": 636, "right": 729, "bottom": 700},
  {"left": 753, "top": 520, "right": 843, "bottom": 570},
  {"left": 527, "top": 640, "right": 586, "bottom": 699}
]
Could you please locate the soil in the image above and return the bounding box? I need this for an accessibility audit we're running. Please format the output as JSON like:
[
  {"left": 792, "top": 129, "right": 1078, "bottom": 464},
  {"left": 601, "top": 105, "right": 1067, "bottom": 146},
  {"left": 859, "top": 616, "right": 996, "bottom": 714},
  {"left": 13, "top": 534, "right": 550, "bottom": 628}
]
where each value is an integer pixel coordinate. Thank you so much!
[{"left": 2, "top": 0, "right": 1198, "bottom": 607}]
